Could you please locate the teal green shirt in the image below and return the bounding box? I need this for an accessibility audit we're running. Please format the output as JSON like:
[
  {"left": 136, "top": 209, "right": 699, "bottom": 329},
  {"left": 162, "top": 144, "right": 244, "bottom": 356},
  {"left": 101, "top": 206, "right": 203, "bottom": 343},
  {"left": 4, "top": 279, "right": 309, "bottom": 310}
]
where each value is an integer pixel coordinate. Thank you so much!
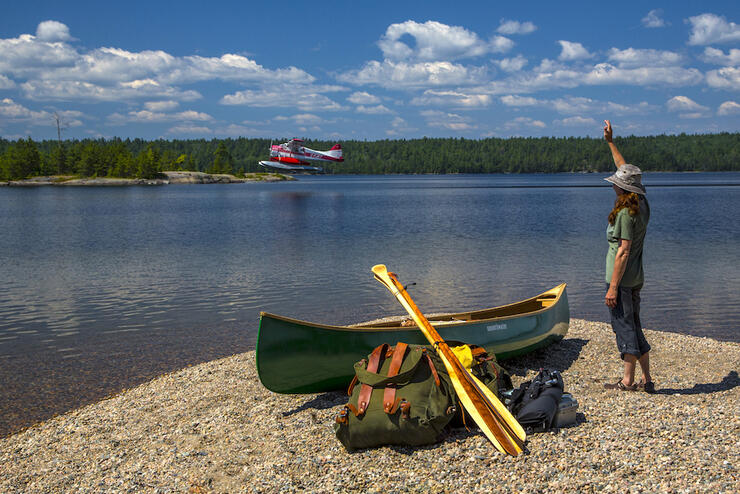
[{"left": 605, "top": 196, "right": 649, "bottom": 287}]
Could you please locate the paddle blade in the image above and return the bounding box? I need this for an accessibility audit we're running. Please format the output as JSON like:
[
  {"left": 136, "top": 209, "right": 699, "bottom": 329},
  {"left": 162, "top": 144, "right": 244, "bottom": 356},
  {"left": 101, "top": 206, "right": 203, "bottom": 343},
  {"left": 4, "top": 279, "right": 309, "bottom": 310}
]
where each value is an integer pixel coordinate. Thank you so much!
[
  {"left": 439, "top": 352, "right": 524, "bottom": 456},
  {"left": 468, "top": 372, "right": 526, "bottom": 442},
  {"left": 372, "top": 264, "right": 393, "bottom": 288}
]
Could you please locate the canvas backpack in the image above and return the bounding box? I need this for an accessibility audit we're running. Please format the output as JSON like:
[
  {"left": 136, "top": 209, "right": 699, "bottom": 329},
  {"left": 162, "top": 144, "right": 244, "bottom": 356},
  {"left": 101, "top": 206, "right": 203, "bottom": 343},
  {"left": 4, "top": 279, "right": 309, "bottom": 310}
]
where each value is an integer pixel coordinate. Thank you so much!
[{"left": 334, "top": 342, "right": 456, "bottom": 450}]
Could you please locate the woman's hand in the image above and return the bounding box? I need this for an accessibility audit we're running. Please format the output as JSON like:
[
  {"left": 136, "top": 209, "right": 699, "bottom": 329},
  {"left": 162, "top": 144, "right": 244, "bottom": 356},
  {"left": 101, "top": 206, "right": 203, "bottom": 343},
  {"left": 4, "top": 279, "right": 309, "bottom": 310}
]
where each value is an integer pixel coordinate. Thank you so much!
[
  {"left": 604, "top": 119, "right": 626, "bottom": 166},
  {"left": 603, "top": 120, "right": 613, "bottom": 142},
  {"left": 605, "top": 286, "right": 618, "bottom": 308}
]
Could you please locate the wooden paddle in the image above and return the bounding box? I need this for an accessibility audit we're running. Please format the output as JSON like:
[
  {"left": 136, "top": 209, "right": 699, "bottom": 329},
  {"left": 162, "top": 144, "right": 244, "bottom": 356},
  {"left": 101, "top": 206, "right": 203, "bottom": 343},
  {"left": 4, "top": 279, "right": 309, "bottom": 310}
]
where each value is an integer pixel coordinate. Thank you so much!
[{"left": 372, "top": 264, "right": 526, "bottom": 456}]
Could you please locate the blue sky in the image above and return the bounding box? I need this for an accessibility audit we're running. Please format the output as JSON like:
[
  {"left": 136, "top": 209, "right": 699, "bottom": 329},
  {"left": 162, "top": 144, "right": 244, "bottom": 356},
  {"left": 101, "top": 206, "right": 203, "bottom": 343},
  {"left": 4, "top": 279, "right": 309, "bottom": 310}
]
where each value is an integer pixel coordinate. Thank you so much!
[{"left": 1, "top": 1, "right": 738, "bottom": 141}]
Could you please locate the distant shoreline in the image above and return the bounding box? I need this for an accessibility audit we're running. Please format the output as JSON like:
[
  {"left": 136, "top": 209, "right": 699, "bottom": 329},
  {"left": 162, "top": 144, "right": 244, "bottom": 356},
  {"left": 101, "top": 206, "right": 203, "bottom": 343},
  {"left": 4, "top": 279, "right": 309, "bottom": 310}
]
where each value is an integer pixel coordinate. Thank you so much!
[{"left": 0, "top": 171, "right": 294, "bottom": 187}]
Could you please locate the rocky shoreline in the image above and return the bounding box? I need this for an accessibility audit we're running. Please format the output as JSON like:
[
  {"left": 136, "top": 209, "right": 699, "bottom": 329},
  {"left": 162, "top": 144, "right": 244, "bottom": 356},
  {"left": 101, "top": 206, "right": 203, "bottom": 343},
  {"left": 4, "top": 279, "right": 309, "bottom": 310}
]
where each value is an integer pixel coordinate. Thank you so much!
[
  {"left": 0, "top": 171, "right": 294, "bottom": 186},
  {"left": 1, "top": 319, "right": 738, "bottom": 493}
]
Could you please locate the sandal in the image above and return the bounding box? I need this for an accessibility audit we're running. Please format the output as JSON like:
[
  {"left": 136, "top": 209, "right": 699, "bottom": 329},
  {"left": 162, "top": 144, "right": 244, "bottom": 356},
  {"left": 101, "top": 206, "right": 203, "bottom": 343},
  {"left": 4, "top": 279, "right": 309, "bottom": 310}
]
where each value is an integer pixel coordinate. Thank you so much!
[
  {"left": 604, "top": 380, "right": 637, "bottom": 391},
  {"left": 636, "top": 379, "right": 656, "bottom": 394}
]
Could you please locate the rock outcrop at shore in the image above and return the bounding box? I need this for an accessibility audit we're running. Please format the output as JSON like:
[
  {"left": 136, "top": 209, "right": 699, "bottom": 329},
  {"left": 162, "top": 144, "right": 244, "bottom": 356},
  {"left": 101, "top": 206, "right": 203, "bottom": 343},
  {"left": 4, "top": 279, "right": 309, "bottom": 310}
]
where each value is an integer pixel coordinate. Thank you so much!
[
  {"left": 1, "top": 319, "right": 738, "bottom": 493},
  {"left": 0, "top": 171, "right": 293, "bottom": 186}
]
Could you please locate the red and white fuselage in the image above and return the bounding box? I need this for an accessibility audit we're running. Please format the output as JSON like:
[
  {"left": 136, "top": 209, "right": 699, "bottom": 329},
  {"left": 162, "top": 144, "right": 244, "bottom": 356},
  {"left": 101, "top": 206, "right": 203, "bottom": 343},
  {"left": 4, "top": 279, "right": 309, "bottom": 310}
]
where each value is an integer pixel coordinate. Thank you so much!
[
  {"left": 271, "top": 139, "right": 343, "bottom": 163},
  {"left": 258, "top": 138, "right": 343, "bottom": 173}
]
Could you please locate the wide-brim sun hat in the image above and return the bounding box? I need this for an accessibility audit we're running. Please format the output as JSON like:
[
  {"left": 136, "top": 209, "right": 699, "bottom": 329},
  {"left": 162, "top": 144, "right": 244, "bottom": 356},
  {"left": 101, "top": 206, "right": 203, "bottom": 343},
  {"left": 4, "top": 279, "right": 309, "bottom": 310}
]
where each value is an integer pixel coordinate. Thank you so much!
[{"left": 604, "top": 164, "right": 646, "bottom": 195}]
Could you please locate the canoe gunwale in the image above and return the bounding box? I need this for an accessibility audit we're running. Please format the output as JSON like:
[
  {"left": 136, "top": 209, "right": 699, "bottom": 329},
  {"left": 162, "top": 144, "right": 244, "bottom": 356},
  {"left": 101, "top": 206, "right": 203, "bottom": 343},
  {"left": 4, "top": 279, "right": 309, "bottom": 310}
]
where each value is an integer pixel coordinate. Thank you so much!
[{"left": 258, "top": 283, "right": 567, "bottom": 332}]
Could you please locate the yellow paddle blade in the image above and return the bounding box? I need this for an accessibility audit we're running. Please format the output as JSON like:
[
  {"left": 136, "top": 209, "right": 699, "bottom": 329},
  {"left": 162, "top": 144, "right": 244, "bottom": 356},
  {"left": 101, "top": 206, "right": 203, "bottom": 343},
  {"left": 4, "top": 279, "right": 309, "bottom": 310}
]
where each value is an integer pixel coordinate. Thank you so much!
[
  {"left": 468, "top": 372, "right": 526, "bottom": 441},
  {"left": 437, "top": 349, "right": 523, "bottom": 455}
]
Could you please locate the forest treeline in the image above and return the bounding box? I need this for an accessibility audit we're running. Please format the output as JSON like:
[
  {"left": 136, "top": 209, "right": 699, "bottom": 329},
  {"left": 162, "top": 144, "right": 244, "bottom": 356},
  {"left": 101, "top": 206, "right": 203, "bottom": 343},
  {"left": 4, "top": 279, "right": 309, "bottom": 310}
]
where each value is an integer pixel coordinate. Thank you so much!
[{"left": 1, "top": 133, "right": 738, "bottom": 180}]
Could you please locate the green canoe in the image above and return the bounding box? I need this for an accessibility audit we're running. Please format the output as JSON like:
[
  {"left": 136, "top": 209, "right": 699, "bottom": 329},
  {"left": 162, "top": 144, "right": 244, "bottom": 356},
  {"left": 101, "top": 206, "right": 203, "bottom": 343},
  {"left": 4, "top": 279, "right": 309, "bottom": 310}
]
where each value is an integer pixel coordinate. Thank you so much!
[{"left": 256, "top": 283, "right": 569, "bottom": 394}]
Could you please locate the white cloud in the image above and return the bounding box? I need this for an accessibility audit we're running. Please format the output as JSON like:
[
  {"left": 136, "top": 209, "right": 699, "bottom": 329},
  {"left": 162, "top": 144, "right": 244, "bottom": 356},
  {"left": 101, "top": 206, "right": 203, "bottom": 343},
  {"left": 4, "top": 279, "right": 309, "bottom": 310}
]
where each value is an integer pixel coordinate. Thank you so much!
[
  {"left": 555, "top": 116, "right": 598, "bottom": 127},
  {"left": 274, "top": 113, "right": 324, "bottom": 125},
  {"left": 534, "top": 58, "right": 567, "bottom": 73},
  {"left": 472, "top": 69, "right": 581, "bottom": 96},
  {"left": 0, "top": 97, "right": 84, "bottom": 126},
  {"left": 557, "top": 41, "right": 593, "bottom": 61},
  {"left": 666, "top": 96, "right": 709, "bottom": 113},
  {"left": 718, "top": 101, "right": 740, "bottom": 116},
  {"left": 0, "top": 22, "right": 317, "bottom": 105},
  {"left": 702, "top": 47, "right": 740, "bottom": 66},
  {"left": 167, "top": 125, "right": 213, "bottom": 136},
  {"left": 420, "top": 110, "right": 476, "bottom": 131},
  {"left": 0, "top": 97, "right": 46, "bottom": 120},
  {"left": 378, "top": 21, "right": 511, "bottom": 62},
  {"left": 604, "top": 101, "right": 655, "bottom": 115},
  {"left": 20, "top": 79, "right": 201, "bottom": 102},
  {"left": 642, "top": 10, "right": 668, "bottom": 28},
  {"left": 687, "top": 13, "right": 740, "bottom": 46},
  {"left": 503, "top": 117, "right": 546, "bottom": 130},
  {"left": 347, "top": 91, "right": 380, "bottom": 105},
  {"left": 495, "top": 55, "right": 528, "bottom": 72},
  {"left": 410, "top": 90, "right": 491, "bottom": 107},
  {"left": 497, "top": 20, "right": 537, "bottom": 35},
  {"left": 338, "top": 60, "right": 487, "bottom": 89},
  {"left": 217, "top": 124, "right": 263, "bottom": 136},
  {"left": 221, "top": 84, "right": 345, "bottom": 111},
  {"left": 0, "top": 74, "right": 15, "bottom": 89},
  {"left": 706, "top": 66, "right": 740, "bottom": 90},
  {"left": 471, "top": 59, "right": 703, "bottom": 100},
  {"left": 175, "top": 54, "right": 313, "bottom": 84},
  {"left": 551, "top": 97, "right": 600, "bottom": 115},
  {"left": 500, "top": 95, "right": 541, "bottom": 107},
  {"left": 356, "top": 105, "right": 393, "bottom": 114},
  {"left": 36, "top": 20, "right": 73, "bottom": 42},
  {"left": 499, "top": 94, "right": 655, "bottom": 116},
  {"left": 0, "top": 34, "right": 79, "bottom": 74},
  {"left": 489, "top": 36, "right": 515, "bottom": 54},
  {"left": 386, "top": 116, "right": 416, "bottom": 136},
  {"left": 584, "top": 63, "right": 703, "bottom": 86},
  {"left": 607, "top": 48, "right": 684, "bottom": 68},
  {"left": 109, "top": 109, "right": 213, "bottom": 123},
  {"left": 144, "top": 100, "right": 179, "bottom": 111}
]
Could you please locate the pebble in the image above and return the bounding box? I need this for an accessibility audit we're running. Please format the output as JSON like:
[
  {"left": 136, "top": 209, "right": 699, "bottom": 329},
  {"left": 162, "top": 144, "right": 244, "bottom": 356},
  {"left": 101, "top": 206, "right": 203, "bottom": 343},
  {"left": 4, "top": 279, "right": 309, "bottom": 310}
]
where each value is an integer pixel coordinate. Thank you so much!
[{"left": 0, "top": 319, "right": 738, "bottom": 493}]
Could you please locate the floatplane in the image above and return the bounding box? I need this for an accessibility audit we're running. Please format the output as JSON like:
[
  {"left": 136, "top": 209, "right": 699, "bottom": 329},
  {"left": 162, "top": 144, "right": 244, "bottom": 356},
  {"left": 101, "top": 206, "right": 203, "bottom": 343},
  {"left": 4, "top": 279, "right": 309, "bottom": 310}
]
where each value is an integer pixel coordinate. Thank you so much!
[{"left": 258, "top": 138, "right": 343, "bottom": 173}]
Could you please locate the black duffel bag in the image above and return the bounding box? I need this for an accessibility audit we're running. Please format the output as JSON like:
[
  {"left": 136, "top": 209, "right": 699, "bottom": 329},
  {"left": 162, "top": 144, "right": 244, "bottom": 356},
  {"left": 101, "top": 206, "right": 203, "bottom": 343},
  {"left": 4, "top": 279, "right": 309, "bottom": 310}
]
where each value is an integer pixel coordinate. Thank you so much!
[{"left": 505, "top": 368, "right": 564, "bottom": 433}]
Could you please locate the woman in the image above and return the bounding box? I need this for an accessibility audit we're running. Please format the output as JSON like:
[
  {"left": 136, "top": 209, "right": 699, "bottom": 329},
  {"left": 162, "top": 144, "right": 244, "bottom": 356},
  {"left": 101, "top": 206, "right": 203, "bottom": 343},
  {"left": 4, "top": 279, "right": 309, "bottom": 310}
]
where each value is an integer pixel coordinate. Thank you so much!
[{"left": 602, "top": 120, "right": 655, "bottom": 393}]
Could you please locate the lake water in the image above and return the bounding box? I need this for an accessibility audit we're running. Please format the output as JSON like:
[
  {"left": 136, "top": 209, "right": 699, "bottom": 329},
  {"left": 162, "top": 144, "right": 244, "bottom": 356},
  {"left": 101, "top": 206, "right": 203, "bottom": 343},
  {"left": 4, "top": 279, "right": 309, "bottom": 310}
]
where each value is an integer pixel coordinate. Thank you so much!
[{"left": 1, "top": 172, "right": 739, "bottom": 436}]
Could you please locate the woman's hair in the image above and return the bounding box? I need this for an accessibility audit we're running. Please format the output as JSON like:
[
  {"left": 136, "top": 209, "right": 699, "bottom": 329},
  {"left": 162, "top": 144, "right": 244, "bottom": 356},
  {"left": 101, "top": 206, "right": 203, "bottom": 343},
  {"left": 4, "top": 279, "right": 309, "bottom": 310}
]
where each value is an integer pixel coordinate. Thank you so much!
[{"left": 608, "top": 191, "right": 640, "bottom": 225}]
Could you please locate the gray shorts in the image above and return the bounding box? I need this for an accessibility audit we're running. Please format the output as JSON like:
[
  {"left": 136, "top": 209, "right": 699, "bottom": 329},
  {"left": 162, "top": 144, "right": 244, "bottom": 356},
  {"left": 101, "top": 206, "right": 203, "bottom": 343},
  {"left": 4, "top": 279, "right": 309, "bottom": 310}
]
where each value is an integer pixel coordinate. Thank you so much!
[{"left": 607, "top": 284, "right": 651, "bottom": 360}]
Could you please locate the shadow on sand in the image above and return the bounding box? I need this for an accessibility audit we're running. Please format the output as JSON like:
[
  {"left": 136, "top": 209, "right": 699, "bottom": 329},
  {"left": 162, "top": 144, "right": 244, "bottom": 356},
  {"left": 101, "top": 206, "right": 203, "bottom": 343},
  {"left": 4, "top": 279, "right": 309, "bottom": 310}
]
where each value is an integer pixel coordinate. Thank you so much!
[
  {"left": 503, "top": 338, "right": 589, "bottom": 377},
  {"left": 655, "top": 370, "right": 739, "bottom": 395}
]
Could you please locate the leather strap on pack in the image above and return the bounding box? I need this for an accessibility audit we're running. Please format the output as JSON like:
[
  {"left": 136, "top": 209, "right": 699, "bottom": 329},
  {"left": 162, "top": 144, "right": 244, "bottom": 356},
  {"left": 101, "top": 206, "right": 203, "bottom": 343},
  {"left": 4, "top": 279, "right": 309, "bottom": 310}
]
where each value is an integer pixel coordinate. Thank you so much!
[
  {"left": 470, "top": 345, "right": 488, "bottom": 361},
  {"left": 356, "top": 343, "right": 389, "bottom": 416},
  {"left": 346, "top": 374, "right": 359, "bottom": 396},
  {"left": 423, "top": 350, "right": 441, "bottom": 387},
  {"left": 335, "top": 407, "right": 349, "bottom": 425},
  {"left": 399, "top": 400, "right": 411, "bottom": 419},
  {"left": 382, "top": 342, "right": 408, "bottom": 413}
]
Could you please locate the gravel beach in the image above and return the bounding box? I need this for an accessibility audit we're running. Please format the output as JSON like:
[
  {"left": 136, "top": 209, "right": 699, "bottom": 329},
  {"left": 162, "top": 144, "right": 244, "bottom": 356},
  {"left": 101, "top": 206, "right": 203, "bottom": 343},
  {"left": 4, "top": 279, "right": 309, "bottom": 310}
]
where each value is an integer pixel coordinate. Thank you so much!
[{"left": 1, "top": 319, "right": 738, "bottom": 493}]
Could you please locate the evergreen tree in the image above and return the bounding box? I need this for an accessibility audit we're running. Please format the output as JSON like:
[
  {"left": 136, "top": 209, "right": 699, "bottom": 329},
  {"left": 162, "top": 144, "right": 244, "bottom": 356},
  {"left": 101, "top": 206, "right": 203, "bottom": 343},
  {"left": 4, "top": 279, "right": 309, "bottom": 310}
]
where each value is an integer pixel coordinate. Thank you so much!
[
  {"left": 0, "top": 138, "right": 41, "bottom": 179},
  {"left": 136, "top": 144, "right": 161, "bottom": 179},
  {"left": 210, "top": 141, "right": 233, "bottom": 174}
]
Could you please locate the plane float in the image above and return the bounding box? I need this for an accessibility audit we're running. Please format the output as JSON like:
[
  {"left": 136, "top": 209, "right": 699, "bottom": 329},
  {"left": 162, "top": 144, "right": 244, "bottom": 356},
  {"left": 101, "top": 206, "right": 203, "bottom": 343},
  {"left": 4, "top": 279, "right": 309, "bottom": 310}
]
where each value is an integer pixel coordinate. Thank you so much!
[{"left": 258, "top": 139, "right": 343, "bottom": 173}]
